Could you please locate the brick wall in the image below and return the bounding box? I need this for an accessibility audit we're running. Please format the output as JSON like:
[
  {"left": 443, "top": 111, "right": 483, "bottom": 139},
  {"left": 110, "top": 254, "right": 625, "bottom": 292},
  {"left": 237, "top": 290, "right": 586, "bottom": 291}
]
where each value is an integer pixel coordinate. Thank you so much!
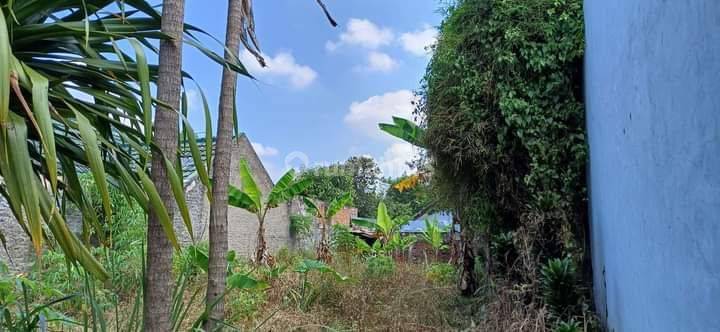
[{"left": 175, "top": 134, "right": 293, "bottom": 258}]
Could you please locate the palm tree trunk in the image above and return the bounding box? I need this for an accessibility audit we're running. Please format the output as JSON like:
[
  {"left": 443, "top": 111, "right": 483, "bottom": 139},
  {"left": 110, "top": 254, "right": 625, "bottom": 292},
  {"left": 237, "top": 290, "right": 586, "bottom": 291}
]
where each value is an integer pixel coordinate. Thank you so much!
[
  {"left": 144, "top": 1, "right": 185, "bottom": 330},
  {"left": 205, "top": 0, "right": 244, "bottom": 328}
]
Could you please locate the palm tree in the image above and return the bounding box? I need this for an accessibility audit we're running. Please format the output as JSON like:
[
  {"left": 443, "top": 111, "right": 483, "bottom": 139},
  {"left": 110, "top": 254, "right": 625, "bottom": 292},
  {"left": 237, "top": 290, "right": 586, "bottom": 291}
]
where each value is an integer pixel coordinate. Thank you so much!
[
  {"left": 144, "top": 0, "right": 186, "bottom": 330},
  {"left": 0, "top": 11, "right": 254, "bottom": 324},
  {"left": 206, "top": 1, "right": 264, "bottom": 327},
  {"left": 206, "top": 1, "right": 335, "bottom": 326},
  {"left": 303, "top": 193, "right": 352, "bottom": 263},
  {"left": 228, "top": 160, "right": 310, "bottom": 264},
  {"left": 0, "top": 1, "right": 240, "bottom": 280}
]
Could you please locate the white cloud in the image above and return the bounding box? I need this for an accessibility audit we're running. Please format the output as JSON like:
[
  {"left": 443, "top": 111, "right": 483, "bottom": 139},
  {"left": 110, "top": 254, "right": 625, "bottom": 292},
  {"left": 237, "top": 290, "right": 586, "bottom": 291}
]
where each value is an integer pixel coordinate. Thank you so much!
[
  {"left": 379, "top": 142, "right": 416, "bottom": 178},
  {"left": 400, "top": 25, "right": 438, "bottom": 56},
  {"left": 240, "top": 50, "right": 317, "bottom": 89},
  {"left": 344, "top": 90, "right": 416, "bottom": 141},
  {"left": 361, "top": 52, "right": 398, "bottom": 72},
  {"left": 251, "top": 142, "right": 279, "bottom": 157},
  {"left": 325, "top": 40, "right": 340, "bottom": 52},
  {"left": 326, "top": 18, "right": 394, "bottom": 51}
]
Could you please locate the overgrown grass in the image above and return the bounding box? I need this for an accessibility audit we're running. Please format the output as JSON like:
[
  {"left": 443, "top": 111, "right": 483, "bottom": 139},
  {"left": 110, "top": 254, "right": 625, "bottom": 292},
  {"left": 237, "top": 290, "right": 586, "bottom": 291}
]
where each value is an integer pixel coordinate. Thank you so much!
[
  {"left": 2, "top": 244, "right": 599, "bottom": 331},
  {"left": 228, "top": 254, "right": 475, "bottom": 331},
  {"left": 90, "top": 249, "right": 473, "bottom": 331}
]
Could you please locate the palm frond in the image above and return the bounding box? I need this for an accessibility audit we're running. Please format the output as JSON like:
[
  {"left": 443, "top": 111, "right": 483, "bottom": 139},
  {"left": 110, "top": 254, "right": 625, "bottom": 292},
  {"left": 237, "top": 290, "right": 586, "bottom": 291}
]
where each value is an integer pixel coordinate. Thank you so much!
[{"left": 0, "top": 0, "right": 250, "bottom": 279}]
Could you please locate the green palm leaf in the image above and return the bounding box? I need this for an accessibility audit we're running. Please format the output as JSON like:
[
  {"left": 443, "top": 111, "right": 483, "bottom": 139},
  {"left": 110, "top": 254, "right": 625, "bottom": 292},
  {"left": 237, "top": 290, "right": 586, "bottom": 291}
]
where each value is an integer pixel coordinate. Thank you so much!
[
  {"left": 73, "top": 107, "right": 112, "bottom": 223},
  {"left": 267, "top": 170, "right": 311, "bottom": 208},
  {"left": 327, "top": 192, "right": 352, "bottom": 219},
  {"left": 0, "top": 1, "right": 253, "bottom": 279},
  {"left": 228, "top": 185, "right": 259, "bottom": 213},
  {"left": 238, "top": 159, "right": 262, "bottom": 212},
  {"left": 378, "top": 116, "right": 425, "bottom": 148}
]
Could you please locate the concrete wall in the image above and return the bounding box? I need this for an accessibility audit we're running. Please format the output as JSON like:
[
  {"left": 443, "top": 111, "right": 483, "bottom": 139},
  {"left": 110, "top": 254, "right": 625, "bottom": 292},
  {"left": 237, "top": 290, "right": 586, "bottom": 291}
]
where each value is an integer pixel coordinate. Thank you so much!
[
  {"left": 227, "top": 134, "right": 292, "bottom": 256},
  {"left": 174, "top": 178, "right": 210, "bottom": 246},
  {"left": 584, "top": 1, "right": 720, "bottom": 331},
  {"left": 0, "top": 199, "right": 34, "bottom": 273},
  {"left": 178, "top": 134, "right": 294, "bottom": 258}
]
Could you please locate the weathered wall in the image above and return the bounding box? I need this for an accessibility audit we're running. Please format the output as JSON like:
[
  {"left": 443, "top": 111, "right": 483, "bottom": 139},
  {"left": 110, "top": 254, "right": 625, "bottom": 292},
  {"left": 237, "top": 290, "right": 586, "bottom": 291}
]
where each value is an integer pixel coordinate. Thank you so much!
[
  {"left": 0, "top": 199, "right": 34, "bottom": 273},
  {"left": 584, "top": 1, "right": 720, "bottom": 331},
  {"left": 174, "top": 178, "right": 210, "bottom": 246},
  {"left": 226, "top": 134, "right": 292, "bottom": 257},
  {"left": 178, "top": 135, "right": 294, "bottom": 257}
]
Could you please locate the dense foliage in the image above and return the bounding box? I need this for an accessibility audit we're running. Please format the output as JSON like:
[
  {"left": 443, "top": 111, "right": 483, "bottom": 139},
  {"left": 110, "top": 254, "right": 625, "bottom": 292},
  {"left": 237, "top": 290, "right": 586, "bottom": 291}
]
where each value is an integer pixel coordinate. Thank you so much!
[
  {"left": 344, "top": 156, "right": 382, "bottom": 217},
  {"left": 418, "top": 0, "right": 590, "bottom": 325},
  {"left": 300, "top": 157, "right": 433, "bottom": 219},
  {"left": 299, "top": 164, "right": 355, "bottom": 205},
  {"left": 382, "top": 175, "right": 433, "bottom": 220}
]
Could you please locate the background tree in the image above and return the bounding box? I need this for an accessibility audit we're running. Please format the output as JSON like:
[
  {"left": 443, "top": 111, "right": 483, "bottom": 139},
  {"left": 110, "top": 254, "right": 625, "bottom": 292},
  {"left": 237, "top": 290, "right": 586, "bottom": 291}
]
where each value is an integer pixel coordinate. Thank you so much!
[
  {"left": 144, "top": 0, "right": 186, "bottom": 329},
  {"left": 299, "top": 163, "right": 354, "bottom": 204},
  {"left": 344, "top": 156, "right": 381, "bottom": 217},
  {"left": 383, "top": 176, "right": 433, "bottom": 220},
  {"left": 229, "top": 160, "right": 310, "bottom": 264}
]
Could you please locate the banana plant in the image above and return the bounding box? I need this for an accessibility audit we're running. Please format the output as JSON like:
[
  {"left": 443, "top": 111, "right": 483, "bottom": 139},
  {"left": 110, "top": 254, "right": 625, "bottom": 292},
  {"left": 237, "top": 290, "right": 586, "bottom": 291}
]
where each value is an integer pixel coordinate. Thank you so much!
[
  {"left": 0, "top": 0, "right": 251, "bottom": 280},
  {"left": 228, "top": 159, "right": 311, "bottom": 264},
  {"left": 352, "top": 201, "right": 415, "bottom": 255},
  {"left": 421, "top": 218, "right": 448, "bottom": 260},
  {"left": 379, "top": 116, "right": 425, "bottom": 148},
  {"left": 379, "top": 117, "right": 430, "bottom": 192},
  {"left": 302, "top": 192, "right": 352, "bottom": 263}
]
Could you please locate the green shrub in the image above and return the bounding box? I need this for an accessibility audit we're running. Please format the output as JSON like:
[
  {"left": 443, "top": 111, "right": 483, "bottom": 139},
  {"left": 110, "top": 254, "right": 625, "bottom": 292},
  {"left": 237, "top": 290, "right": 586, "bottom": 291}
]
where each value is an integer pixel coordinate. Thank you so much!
[
  {"left": 420, "top": 0, "right": 588, "bottom": 280},
  {"left": 425, "top": 263, "right": 456, "bottom": 285},
  {"left": 289, "top": 214, "right": 313, "bottom": 238},
  {"left": 287, "top": 259, "right": 348, "bottom": 312},
  {"left": 227, "top": 288, "right": 267, "bottom": 321},
  {"left": 174, "top": 242, "right": 210, "bottom": 276},
  {"left": 275, "top": 247, "right": 299, "bottom": 267},
  {"left": 554, "top": 319, "right": 581, "bottom": 332},
  {"left": 540, "top": 257, "right": 580, "bottom": 317},
  {"left": 364, "top": 255, "right": 395, "bottom": 279},
  {"left": 0, "top": 263, "right": 79, "bottom": 330},
  {"left": 331, "top": 224, "right": 356, "bottom": 254}
]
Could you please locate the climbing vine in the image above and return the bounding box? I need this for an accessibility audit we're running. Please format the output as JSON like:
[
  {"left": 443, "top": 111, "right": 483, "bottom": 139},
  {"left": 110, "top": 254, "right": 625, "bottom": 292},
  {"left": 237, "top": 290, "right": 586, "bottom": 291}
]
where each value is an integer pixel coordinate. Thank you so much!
[{"left": 418, "top": 0, "right": 591, "bottom": 326}]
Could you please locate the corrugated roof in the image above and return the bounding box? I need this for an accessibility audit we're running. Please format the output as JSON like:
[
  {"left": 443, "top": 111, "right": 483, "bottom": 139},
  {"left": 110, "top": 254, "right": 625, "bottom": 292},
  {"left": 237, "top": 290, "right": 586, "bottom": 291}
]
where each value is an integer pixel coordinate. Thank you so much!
[
  {"left": 400, "top": 212, "right": 453, "bottom": 233},
  {"left": 350, "top": 212, "right": 454, "bottom": 234}
]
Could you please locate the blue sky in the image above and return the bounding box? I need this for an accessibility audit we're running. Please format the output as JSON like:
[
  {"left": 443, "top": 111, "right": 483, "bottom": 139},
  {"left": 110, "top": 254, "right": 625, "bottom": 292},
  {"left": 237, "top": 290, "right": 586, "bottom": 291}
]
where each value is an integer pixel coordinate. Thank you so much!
[{"left": 181, "top": 1, "right": 442, "bottom": 180}]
